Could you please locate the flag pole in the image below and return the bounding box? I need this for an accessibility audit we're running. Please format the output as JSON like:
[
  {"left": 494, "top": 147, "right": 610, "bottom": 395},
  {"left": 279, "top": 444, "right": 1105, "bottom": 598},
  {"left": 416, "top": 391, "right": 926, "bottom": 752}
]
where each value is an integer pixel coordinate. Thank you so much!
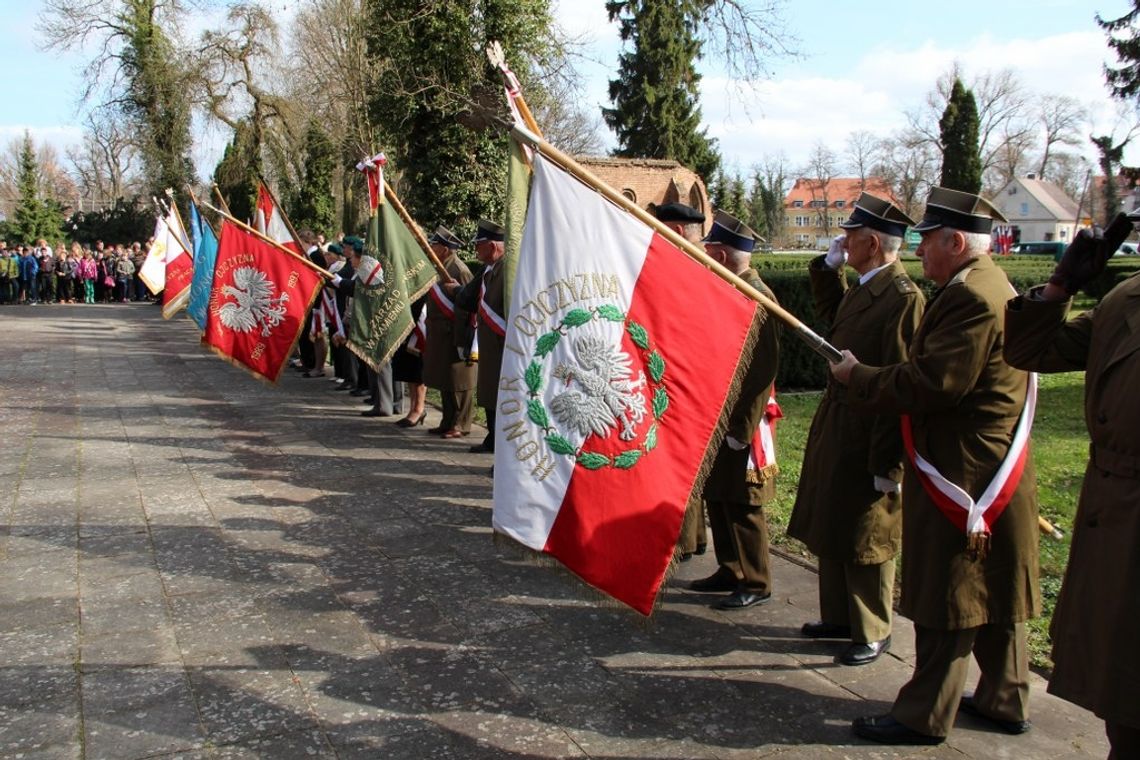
[
  {"left": 163, "top": 188, "right": 191, "bottom": 250},
  {"left": 381, "top": 179, "right": 456, "bottom": 284},
  {"left": 509, "top": 125, "right": 843, "bottom": 364},
  {"left": 186, "top": 187, "right": 220, "bottom": 239},
  {"left": 211, "top": 184, "right": 235, "bottom": 217},
  {"left": 153, "top": 196, "right": 191, "bottom": 257},
  {"left": 199, "top": 199, "right": 333, "bottom": 281}
]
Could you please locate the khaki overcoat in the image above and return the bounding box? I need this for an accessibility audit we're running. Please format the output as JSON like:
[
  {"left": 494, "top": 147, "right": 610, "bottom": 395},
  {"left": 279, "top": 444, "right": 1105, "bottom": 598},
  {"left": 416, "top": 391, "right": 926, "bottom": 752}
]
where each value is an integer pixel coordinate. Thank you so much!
[
  {"left": 475, "top": 261, "right": 506, "bottom": 408},
  {"left": 1004, "top": 272, "right": 1140, "bottom": 728},
  {"left": 703, "top": 270, "right": 780, "bottom": 506},
  {"left": 846, "top": 254, "right": 1041, "bottom": 630},
  {"left": 423, "top": 254, "right": 476, "bottom": 392},
  {"left": 788, "top": 257, "right": 924, "bottom": 564}
]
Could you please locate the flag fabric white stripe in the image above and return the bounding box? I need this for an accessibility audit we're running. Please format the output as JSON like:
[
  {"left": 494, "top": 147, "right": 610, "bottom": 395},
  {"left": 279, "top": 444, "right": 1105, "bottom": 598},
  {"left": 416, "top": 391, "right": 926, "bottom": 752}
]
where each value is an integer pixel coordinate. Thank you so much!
[{"left": 491, "top": 155, "right": 653, "bottom": 550}]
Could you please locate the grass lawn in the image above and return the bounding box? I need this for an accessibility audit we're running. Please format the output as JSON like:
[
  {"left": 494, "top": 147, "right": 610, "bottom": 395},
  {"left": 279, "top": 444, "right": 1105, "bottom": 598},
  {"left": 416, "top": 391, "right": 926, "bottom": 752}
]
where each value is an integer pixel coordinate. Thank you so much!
[{"left": 765, "top": 372, "right": 1087, "bottom": 670}]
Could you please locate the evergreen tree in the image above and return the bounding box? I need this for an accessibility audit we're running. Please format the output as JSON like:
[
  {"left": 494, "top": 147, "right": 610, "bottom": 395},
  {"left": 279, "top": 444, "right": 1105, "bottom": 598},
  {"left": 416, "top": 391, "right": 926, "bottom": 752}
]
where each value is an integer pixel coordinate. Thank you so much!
[
  {"left": 938, "top": 78, "right": 982, "bottom": 193},
  {"left": 746, "top": 171, "right": 767, "bottom": 235},
  {"left": 709, "top": 170, "right": 729, "bottom": 211},
  {"left": 213, "top": 120, "right": 261, "bottom": 225},
  {"left": 726, "top": 173, "right": 747, "bottom": 220},
  {"left": 603, "top": 0, "right": 720, "bottom": 180},
  {"left": 1097, "top": 1, "right": 1140, "bottom": 103},
  {"left": 366, "top": 0, "right": 556, "bottom": 231},
  {"left": 290, "top": 120, "right": 337, "bottom": 235},
  {"left": 11, "top": 132, "right": 64, "bottom": 243}
]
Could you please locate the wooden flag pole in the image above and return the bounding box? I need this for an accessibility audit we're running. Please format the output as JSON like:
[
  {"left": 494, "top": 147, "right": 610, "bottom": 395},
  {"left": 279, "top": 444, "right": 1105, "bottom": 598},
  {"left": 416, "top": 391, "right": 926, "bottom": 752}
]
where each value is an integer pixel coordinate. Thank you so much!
[
  {"left": 198, "top": 199, "right": 333, "bottom": 281},
  {"left": 211, "top": 185, "right": 235, "bottom": 218},
  {"left": 486, "top": 41, "right": 543, "bottom": 137},
  {"left": 380, "top": 179, "right": 455, "bottom": 284},
  {"left": 163, "top": 188, "right": 191, "bottom": 252},
  {"left": 509, "top": 124, "right": 843, "bottom": 364},
  {"left": 186, "top": 187, "right": 220, "bottom": 239}
]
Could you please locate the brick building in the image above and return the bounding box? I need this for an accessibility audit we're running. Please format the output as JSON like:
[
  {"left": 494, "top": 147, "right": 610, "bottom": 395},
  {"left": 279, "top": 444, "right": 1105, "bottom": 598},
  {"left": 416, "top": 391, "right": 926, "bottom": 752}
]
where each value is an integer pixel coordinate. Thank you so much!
[
  {"left": 575, "top": 156, "right": 710, "bottom": 232},
  {"left": 783, "top": 177, "right": 896, "bottom": 249}
]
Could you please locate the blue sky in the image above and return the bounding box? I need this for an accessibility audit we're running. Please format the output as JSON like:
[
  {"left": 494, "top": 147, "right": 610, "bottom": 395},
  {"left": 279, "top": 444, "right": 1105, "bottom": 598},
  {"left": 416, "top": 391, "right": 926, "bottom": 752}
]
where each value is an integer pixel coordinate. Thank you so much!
[{"left": 1, "top": 0, "right": 1135, "bottom": 175}]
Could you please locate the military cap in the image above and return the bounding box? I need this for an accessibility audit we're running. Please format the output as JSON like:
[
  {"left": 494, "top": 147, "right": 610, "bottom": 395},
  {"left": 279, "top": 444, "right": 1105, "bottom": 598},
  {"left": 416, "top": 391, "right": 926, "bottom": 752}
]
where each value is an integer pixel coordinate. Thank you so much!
[
  {"left": 839, "top": 192, "right": 916, "bottom": 238},
  {"left": 654, "top": 202, "right": 706, "bottom": 225},
  {"left": 471, "top": 219, "right": 505, "bottom": 244},
  {"left": 702, "top": 210, "right": 763, "bottom": 253},
  {"left": 428, "top": 225, "right": 464, "bottom": 249},
  {"left": 343, "top": 235, "right": 365, "bottom": 253},
  {"left": 913, "top": 187, "right": 1008, "bottom": 234},
  {"left": 326, "top": 242, "right": 344, "bottom": 255}
]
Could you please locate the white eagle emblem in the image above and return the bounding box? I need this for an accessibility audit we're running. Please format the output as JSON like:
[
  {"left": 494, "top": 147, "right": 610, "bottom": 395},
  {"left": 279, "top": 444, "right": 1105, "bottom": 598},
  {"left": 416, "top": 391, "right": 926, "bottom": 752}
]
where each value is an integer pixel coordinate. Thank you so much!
[
  {"left": 217, "top": 266, "right": 290, "bottom": 337},
  {"left": 550, "top": 334, "right": 648, "bottom": 441}
]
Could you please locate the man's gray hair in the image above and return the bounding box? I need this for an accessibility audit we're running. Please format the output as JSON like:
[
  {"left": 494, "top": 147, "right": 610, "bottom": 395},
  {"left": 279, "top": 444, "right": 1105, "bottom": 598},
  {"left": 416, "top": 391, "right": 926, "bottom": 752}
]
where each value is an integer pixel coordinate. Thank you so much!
[{"left": 869, "top": 229, "right": 903, "bottom": 255}]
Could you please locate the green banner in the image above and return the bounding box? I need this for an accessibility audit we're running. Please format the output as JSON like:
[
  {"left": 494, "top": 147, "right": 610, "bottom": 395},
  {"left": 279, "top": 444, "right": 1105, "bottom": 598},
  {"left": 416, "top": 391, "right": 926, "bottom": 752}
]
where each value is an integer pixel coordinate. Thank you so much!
[
  {"left": 503, "top": 137, "right": 531, "bottom": 317},
  {"left": 347, "top": 201, "right": 438, "bottom": 370}
]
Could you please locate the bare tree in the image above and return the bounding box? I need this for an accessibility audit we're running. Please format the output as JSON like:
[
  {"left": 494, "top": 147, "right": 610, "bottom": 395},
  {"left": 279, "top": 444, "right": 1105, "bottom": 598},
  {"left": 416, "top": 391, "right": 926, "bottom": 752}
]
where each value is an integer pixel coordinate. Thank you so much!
[
  {"left": 984, "top": 126, "right": 1037, "bottom": 194},
  {"left": 874, "top": 130, "right": 939, "bottom": 221},
  {"left": 698, "top": 0, "right": 799, "bottom": 82},
  {"left": 66, "top": 110, "right": 141, "bottom": 210},
  {"left": 1037, "top": 95, "right": 1087, "bottom": 177},
  {"left": 906, "top": 65, "right": 1034, "bottom": 181},
  {"left": 845, "top": 130, "right": 877, "bottom": 189},
  {"left": 801, "top": 141, "right": 838, "bottom": 239},
  {"left": 0, "top": 137, "right": 78, "bottom": 219}
]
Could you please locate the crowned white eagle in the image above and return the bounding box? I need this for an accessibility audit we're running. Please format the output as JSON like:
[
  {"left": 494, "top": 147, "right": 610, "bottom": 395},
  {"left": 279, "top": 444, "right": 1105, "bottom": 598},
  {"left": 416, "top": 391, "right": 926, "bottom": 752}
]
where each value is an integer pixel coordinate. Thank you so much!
[
  {"left": 550, "top": 334, "right": 648, "bottom": 442},
  {"left": 217, "top": 267, "right": 290, "bottom": 337}
]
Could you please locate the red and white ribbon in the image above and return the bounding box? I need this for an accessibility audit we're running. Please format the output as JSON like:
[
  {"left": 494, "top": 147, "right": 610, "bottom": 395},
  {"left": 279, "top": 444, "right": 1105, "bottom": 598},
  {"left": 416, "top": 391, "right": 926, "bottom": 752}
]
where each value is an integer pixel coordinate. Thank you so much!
[
  {"left": 747, "top": 395, "right": 782, "bottom": 471},
  {"left": 355, "top": 152, "right": 387, "bottom": 212},
  {"left": 477, "top": 267, "right": 506, "bottom": 337},
  {"left": 901, "top": 373, "right": 1037, "bottom": 536},
  {"left": 406, "top": 307, "right": 428, "bottom": 356}
]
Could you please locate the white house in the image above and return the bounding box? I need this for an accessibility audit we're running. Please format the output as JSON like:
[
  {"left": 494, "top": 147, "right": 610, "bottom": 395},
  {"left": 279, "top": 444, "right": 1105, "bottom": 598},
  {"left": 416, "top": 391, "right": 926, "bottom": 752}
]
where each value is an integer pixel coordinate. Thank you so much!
[{"left": 994, "top": 174, "right": 1080, "bottom": 243}]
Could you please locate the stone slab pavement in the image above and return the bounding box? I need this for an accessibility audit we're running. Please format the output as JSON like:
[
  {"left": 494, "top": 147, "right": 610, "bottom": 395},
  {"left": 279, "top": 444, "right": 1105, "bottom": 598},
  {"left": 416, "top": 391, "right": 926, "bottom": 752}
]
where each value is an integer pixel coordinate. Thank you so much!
[{"left": 0, "top": 304, "right": 1108, "bottom": 759}]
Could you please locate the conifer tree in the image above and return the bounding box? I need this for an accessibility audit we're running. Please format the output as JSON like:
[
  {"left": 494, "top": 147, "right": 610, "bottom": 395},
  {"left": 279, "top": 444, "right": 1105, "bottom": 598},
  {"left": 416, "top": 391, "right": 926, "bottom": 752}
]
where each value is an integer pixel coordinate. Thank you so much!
[
  {"left": 11, "top": 132, "right": 64, "bottom": 243},
  {"left": 213, "top": 120, "right": 261, "bottom": 225},
  {"left": 290, "top": 120, "right": 336, "bottom": 235},
  {"left": 603, "top": 0, "right": 720, "bottom": 180},
  {"left": 938, "top": 78, "right": 983, "bottom": 193}
]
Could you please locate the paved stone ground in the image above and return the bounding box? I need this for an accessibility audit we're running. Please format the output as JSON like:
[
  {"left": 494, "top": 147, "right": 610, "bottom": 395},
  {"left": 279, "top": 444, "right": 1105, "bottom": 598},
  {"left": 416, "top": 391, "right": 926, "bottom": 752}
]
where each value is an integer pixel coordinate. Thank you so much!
[{"left": 0, "top": 304, "right": 1108, "bottom": 760}]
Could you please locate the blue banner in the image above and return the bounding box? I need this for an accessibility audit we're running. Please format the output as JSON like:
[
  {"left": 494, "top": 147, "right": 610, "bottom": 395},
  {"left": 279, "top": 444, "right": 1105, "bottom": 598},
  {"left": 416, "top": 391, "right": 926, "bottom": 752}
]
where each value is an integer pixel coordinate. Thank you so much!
[{"left": 186, "top": 202, "right": 219, "bottom": 331}]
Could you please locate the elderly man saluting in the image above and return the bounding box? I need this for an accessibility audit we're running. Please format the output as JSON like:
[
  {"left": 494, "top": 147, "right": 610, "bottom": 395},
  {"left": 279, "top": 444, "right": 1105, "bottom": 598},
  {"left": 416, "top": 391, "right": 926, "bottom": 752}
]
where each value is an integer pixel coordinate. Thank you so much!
[{"left": 829, "top": 187, "right": 1041, "bottom": 745}]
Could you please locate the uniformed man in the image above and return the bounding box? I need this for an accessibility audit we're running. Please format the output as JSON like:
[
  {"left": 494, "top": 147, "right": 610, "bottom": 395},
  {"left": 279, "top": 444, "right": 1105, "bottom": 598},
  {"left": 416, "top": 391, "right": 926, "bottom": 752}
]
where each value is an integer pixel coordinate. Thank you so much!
[
  {"left": 422, "top": 226, "right": 478, "bottom": 439},
  {"left": 458, "top": 219, "right": 506, "bottom": 454},
  {"left": 688, "top": 211, "right": 781, "bottom": 610},
  {"left": 789, "top": 193, "right": 925, "bottom": 666},
  {"left": 830, "top": 187, "right": 1041, "bottom": 745},
  {"left": 1003, "top": 211, "right": 1140, "bottom": 760},
  {"left": 655, "top": 202, "right": 710, "bottom": 562}
]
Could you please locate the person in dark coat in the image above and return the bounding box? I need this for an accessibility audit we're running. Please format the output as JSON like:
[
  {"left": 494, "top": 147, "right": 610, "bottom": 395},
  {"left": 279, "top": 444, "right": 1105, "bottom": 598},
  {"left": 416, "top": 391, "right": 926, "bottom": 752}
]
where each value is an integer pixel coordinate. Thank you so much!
[
  {"left": 687, "top": 211, "right": 781, "bottom": 610},
  {"left": 830, "top": 187, "right": 1041, "bottom": 745},
  {"left": 463, "top": 220, "right": 506, "bottom": 453},
  {"left": 422, "top": 226, "right": 477, "bottom": 438},
  {"left": 788, "top": 193, "right": 925, "bottom": 666},
  {"left": 1004, "top": 211, "right": 1140, "bottom": 760}
]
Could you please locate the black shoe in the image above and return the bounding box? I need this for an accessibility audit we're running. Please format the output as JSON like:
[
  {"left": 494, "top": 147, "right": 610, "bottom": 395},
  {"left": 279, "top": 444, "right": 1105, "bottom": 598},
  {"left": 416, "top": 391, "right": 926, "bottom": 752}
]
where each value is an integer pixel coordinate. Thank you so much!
[
  {"left": 688, "top": 572, "right": 736, "bottom": 593},
  {"left": 958, "top": 695, "right": 1032, "bottom": 735},
  {"left": 350, "top": 389, "right": 369, "bottom": 397},
  {"left": 801, "top": 621, "right": 853, "bottom": 639},
  {"left": 361, "top": 408, "right": 388, "bottom": 418},
  {"left": 694, "top": 544, "right": 707, "bottom": 556},
  {"left": 852, "top": 715, "right": 943, "bottom": 745},
  {"left": 468, "top": 443, "right": 493, "bottom": 454},
  {"left": 714, "top": 590, "right": 771, "bottom": 609},
  {"left": 678, "top": 552, "right": 693, "bottom": 562},
  {"left": 334, "top": 383, "right": 352, "bottom": 391},
  {"left": 839, "top": 636, "right": 891, "bottom": 666}
]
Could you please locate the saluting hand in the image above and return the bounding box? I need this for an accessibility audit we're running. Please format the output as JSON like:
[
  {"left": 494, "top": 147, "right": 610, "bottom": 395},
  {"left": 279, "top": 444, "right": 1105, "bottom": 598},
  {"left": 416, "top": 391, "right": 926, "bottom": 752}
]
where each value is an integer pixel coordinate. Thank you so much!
[
  {"left": 824, "top": 235, "right": 847, "bottom": 269},
  {"left": 829, "top": 349, "right": 859, "bottom": 384}
]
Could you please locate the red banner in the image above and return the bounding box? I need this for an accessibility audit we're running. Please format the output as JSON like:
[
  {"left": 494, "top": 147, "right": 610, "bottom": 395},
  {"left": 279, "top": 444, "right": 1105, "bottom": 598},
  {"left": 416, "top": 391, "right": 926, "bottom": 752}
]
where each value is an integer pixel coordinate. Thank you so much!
[{"left": 203, "top": 220, "right": 323, "bottom": 383}]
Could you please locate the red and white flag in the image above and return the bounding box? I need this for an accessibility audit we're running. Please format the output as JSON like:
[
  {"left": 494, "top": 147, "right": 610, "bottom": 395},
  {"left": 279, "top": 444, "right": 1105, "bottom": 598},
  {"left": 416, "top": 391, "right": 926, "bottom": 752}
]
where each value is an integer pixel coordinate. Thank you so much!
[
  {"left": 254, "top": 183, "right": 300, "bottom": 254},
  {"left": 203, "top": 219, "right": 324, "bottom": 383},
  {"left": 140, "top": 208, "right": 190, "bottom": 300},
  {"left": 492, "top": 156, "right": 761, "bottom": 615},
  {"left": 161, "top": 209, "right": 194, "bottom": 320}
]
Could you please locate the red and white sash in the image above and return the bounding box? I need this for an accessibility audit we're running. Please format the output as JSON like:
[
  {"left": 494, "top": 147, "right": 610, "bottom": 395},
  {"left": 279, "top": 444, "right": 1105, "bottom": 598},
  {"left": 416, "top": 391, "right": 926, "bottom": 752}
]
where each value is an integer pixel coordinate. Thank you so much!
[
  {"left": 901, "top": 373, "right": 1037, "bottom": 537},
  {"left": 406, "top": 307, "right": 428, "bottom": 356},
  {"left": 477, "top": 267, "right": 507, "bottom": 337},
  {"left": 429, "top": 282, "right": 456, "bottom": 319},
  {"left": 310, "top": 290, "right": 344, "bottom": 339},
  {"left": 747, "top": 395, "right": 782, "bottom": 472}
]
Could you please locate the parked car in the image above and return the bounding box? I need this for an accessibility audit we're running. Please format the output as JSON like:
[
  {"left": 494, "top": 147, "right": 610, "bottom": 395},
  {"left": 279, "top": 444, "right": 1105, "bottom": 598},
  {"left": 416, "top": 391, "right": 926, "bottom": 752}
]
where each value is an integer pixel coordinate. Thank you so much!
[{"left": 1009, "top": 240, "right": 1066, "bottom": 261}]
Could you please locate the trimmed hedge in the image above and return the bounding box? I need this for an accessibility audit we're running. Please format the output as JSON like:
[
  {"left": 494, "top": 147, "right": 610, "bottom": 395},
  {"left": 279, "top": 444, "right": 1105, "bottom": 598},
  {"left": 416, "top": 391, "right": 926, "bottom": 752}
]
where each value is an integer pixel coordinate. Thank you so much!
[{"left": 753, "top": 253, "right": 1140, "bottom": 390}]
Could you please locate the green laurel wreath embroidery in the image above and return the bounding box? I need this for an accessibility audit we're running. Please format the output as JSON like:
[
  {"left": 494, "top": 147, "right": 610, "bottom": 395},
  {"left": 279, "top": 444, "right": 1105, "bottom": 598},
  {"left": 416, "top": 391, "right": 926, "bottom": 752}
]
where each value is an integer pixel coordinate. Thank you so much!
[{"left": 525, "top": 304, "right": 668, "bottom": 471}]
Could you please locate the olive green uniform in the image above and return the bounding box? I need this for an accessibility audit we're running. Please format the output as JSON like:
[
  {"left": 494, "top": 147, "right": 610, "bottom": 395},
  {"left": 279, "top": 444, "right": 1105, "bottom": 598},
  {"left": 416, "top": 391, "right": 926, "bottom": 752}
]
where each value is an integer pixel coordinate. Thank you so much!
[{"left": 423, "top": 254, "right": 477, "bottom": 432}]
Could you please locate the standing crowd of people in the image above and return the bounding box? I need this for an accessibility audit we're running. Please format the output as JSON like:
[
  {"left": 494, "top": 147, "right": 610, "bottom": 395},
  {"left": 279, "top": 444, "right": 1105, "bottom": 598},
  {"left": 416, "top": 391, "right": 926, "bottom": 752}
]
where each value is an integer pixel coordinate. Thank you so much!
[{"left": 0, "top": 239, "right": 152, "bottom": 306}]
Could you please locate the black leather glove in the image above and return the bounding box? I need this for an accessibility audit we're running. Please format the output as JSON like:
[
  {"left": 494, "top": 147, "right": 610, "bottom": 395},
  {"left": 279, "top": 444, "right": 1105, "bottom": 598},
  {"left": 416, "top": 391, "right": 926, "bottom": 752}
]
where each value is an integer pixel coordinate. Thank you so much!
[{"left": 1048, "top": 212, "right": 1133, "bottom": 295}]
